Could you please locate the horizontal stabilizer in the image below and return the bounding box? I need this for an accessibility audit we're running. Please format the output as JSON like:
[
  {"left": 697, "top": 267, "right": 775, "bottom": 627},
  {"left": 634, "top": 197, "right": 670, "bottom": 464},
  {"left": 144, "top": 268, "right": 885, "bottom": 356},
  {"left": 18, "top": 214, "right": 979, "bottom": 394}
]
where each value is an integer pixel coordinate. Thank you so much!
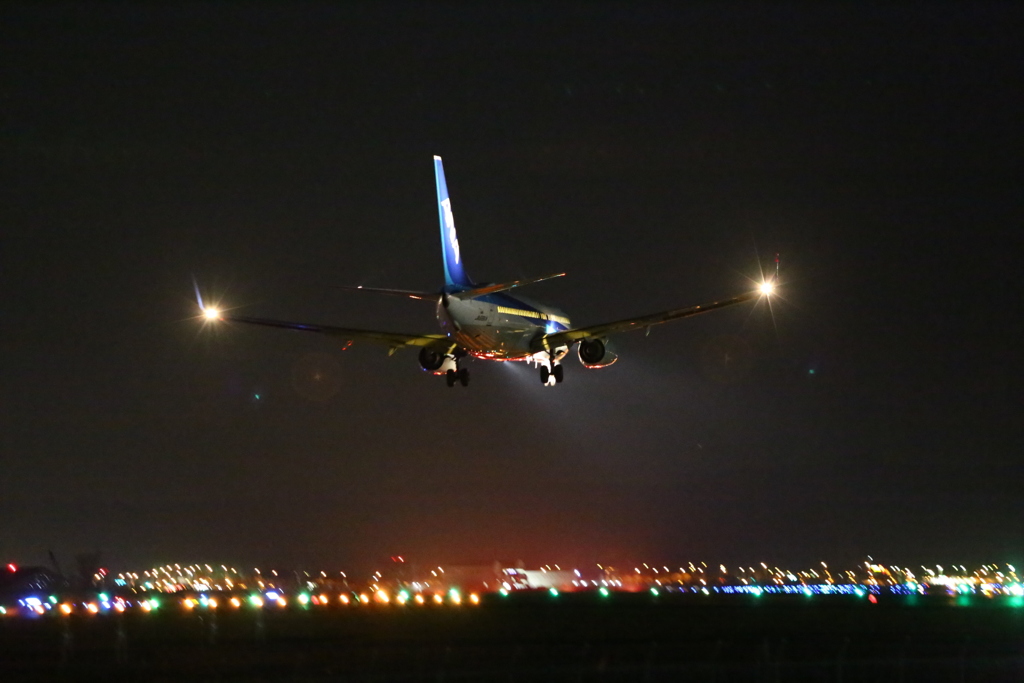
[
  {"left": 451, "top": 272, "right": 565, "bottom": 300},
  {"left": 339, "top": 285, "right": 438, "bottom": 301}
]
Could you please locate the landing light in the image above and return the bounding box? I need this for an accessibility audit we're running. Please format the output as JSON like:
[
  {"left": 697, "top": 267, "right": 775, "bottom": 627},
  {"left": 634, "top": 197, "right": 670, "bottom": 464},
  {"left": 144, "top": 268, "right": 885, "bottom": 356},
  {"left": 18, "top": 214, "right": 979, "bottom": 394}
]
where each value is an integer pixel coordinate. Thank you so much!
[
  {"left": 203, "top": 307, "right": 221, "bottom": 321},
  {"left": 759, "top": 281, "right": 774, "bottom": 296}
]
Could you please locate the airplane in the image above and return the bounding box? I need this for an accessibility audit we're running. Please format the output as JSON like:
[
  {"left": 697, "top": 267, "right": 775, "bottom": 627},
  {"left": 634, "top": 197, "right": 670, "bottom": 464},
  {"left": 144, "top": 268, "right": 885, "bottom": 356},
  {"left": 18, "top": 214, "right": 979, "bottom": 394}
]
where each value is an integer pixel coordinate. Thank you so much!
[{"left": 196, "top": 156, "right": 776, "bottom": 387}]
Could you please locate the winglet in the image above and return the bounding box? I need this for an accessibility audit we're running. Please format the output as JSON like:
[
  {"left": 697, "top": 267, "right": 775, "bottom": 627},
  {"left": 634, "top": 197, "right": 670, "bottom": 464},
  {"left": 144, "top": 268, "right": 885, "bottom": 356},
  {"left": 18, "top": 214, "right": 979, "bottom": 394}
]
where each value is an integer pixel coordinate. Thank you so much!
[{"left": 434, "top": 156, "right": 473, "bottom": 290}]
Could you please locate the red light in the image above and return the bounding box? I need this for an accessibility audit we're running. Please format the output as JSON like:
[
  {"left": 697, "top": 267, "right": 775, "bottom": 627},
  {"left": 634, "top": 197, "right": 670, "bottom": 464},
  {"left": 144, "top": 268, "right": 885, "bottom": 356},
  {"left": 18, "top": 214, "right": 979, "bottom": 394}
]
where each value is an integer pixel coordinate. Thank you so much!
[{"left": 6, "top": 564, "right": 15, "bottom": 573}]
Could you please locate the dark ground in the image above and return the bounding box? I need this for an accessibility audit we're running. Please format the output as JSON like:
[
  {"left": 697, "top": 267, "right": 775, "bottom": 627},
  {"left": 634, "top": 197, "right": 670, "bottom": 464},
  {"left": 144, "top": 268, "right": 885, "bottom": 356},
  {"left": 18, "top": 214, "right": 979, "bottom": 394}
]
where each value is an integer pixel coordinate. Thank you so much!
[{"left": 2, "top": 593, "right": 1023, "bottom": 681}]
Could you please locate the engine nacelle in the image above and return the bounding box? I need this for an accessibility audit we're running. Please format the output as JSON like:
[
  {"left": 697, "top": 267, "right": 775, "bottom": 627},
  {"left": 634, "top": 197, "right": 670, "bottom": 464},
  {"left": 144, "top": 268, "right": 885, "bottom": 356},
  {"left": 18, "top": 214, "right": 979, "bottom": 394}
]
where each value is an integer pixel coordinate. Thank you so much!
[
  {"left": 418, "top": 347, "right": 455, "bottom": 375},
  {"left": 577, "top": 338, "right": 618, "bottom": 368}
]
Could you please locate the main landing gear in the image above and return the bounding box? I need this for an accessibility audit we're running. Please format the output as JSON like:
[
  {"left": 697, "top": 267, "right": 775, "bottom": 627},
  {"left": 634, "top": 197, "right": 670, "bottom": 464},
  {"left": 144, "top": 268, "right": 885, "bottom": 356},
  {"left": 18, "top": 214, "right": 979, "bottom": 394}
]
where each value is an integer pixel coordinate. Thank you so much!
[
  {"left": 446, "top": 366, "right": 469, "bottom": 387},
  {"left": 539, "top": 362, "right": 563, "bottom": 386}
]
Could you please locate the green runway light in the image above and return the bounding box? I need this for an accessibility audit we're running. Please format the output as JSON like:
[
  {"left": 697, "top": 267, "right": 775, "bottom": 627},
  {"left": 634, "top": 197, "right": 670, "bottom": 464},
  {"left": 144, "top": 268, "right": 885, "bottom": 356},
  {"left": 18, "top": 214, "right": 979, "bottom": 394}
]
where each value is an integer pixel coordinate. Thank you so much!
[
  {"left": 599, "top": 587, "right": 609, "bottom": 598},
  {"left": 650, "top": 587, "right": 658, "bottom": 596},
  {"left": 99, "top": 593, "right": 109, "bottom": 602},
  {"left": 549, "top": 588, "right": 559, "bottom": 597},
  {"left": 298, "top": 593, "right": 310, "bottom": 605},
  {"left": 48, "top": 596, "right": 57, "bottom": 604}
]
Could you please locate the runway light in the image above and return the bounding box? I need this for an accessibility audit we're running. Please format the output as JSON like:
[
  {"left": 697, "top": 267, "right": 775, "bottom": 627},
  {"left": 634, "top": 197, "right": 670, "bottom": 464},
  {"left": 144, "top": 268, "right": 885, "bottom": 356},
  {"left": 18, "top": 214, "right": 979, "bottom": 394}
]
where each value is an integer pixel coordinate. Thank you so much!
[
  {"left": 87, "top": 603, "right": 99, "bottom": 614},
  {"left": 250, "top": 596, "right": 264, "bottom": 608},
  {"left": 433, "top": 594, "right": 443, "bottom": 604},
  {"left": 59, "top": 604, "right": 72, "bottom": 615},
  {"left": 599, "top": 587, "right": 609, "bottom": 598},
  {"left": 469, "top": 593, "right": 480, "bottom": 605},
  {"left": 414, "top": 594, "right": 424, "bottom": 605},
  {"left": 760, "top": 281, "right": 774, "bottom": 295},
  {"left": 549, "top": 588, "right": 559, "bottom": 598},
  {"left": 339, "top": 594, "right": 350, "bottom": 605},
  {"left": 230, "top": 597, "right": 241, "bottom": 608}
]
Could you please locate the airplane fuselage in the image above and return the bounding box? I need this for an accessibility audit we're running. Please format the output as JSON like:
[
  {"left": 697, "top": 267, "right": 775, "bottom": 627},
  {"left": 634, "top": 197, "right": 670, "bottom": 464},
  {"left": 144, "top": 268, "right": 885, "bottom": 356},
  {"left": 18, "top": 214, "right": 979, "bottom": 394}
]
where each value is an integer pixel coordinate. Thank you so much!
[{"left": 438, "top": 292, "right": 571, "bottom": 362}]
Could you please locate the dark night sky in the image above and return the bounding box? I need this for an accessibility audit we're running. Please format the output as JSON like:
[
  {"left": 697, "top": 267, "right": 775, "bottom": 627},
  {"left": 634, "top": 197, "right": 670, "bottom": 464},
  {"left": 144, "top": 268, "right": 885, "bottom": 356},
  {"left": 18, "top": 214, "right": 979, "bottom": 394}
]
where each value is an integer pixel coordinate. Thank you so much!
[{"left": 2, "top": 3, "right": 1021, "bottom": 574}]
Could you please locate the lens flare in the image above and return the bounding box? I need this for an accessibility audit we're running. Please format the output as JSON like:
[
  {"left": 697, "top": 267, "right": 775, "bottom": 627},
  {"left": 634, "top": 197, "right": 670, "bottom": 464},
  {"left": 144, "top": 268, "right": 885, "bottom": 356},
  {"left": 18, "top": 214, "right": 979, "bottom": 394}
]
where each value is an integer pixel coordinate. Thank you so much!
[{"left": 759, "top": 281, "right": 774, "bottom": 295}]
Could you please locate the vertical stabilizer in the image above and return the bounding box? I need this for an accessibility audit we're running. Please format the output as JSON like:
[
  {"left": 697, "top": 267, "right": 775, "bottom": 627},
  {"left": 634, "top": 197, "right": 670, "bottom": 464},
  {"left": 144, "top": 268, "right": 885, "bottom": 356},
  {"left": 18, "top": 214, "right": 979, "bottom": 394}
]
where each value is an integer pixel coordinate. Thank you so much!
[{"left": 434, "top": 156, "right": 472, "bottom": 289}]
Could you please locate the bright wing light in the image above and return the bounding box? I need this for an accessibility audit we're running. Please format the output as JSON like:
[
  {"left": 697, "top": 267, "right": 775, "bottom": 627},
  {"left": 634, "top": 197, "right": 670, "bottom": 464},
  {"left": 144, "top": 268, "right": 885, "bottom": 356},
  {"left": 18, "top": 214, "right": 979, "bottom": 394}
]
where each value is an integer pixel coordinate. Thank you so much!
[
  {"left": 203, "top": 307, "right": 221, "bottom": 321},
  {"left": 759, "top": 281, "right": 774, "bottom": 296}
]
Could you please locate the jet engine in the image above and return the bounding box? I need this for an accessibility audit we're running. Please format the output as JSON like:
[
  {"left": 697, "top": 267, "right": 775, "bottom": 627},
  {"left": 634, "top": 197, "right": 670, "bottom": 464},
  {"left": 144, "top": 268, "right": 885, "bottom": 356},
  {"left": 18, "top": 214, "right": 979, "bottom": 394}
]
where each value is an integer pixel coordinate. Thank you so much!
[
  {"left": 418, "top": 347, "right": 447, "bottom": 373},
  {"left": 577, "top": 338, "right": 618, "bottom": 368}
]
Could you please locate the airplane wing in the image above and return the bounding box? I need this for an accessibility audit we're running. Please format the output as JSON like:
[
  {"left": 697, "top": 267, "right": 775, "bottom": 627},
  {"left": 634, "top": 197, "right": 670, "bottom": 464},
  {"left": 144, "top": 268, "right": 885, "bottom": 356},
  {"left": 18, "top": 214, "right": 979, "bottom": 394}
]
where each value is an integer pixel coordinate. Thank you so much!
[
  {"left": 218, "top": 314, "right": 451, "bottom": 352},
  {"left": 532, "top": 289, "right": 762, "bottom": 352}
]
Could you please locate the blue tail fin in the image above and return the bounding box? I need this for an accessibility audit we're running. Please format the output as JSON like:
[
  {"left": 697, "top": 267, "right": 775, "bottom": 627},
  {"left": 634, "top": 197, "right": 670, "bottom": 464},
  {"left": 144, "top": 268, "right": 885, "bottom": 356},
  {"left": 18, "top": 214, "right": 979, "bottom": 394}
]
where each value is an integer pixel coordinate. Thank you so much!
[{"left": 434, "top": 156, "right": 473, "bottom": 289}]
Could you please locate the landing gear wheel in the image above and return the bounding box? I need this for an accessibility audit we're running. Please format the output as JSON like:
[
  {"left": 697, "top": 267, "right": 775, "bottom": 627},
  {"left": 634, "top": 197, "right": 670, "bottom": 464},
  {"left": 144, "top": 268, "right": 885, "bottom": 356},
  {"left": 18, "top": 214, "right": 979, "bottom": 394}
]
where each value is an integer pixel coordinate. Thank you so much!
[
  {"left": 553, "top": 364, "right": 564, "bottom": 383},
  {"left": 446, "top": 369, "right": 457, "bottom": 387},
  {"left": 539, "top": 365, "right": 550, "bottom": 384},
  {"left": 458, "top": 367, "right": 470, "bottom": 387}
]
